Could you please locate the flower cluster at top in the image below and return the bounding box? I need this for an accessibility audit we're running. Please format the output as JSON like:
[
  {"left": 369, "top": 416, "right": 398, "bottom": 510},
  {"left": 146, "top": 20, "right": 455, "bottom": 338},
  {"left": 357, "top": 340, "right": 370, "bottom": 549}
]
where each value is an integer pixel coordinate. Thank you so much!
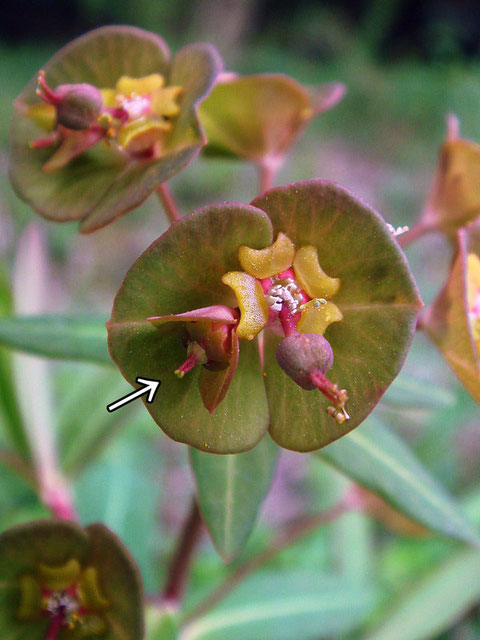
[
  {"left": 150, "top": 231, "right": 349, "bottom": 424},
  {"left": 17, "top": 557, "right": 109, "bottom": 637},
  {"left": 468, "top": 252, "right": 480, "bottom": 350},
  {"left": 28, "top": 71, "right": 183, "bottom": 172}
]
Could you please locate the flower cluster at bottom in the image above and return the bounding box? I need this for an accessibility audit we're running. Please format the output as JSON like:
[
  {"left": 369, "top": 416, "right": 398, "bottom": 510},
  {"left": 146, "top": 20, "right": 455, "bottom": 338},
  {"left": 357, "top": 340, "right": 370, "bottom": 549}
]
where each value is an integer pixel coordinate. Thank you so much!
[
  {"left": 17, "top": 558, "right": 109, "bottom": 637},
  {"left": 0, "top": 520, "right": 144, "bottom": 640}
]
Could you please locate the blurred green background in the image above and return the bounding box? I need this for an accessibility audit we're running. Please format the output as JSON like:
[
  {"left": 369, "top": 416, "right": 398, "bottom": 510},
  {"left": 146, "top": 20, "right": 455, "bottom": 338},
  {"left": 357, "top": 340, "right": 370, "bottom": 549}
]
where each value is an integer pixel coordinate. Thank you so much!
[{"left": 1, "top": 1, "right": 480, "bottom": 639}]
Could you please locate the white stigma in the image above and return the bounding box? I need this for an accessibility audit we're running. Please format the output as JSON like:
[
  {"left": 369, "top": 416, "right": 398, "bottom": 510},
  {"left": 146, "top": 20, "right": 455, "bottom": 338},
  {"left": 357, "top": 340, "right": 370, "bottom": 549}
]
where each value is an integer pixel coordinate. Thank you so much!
[
  {"left": 266, "top": 277, "right": 303, "bottom": 314},
  {"left": 387, "top": 223, "right": 409, "bottom": 237}
]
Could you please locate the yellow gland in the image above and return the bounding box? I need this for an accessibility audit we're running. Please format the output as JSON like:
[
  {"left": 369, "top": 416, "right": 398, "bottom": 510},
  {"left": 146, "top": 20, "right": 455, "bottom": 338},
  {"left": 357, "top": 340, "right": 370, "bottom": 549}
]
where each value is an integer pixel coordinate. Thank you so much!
[
  {"left": 78, "top": 567, "right": 110, "bottom": 611},
  {"left": 467, "top": 253, "right": 480, "bottom": 345},
  {"left": 117, "top": 118, "right": 171, "bottom": 153},
  {"left": 78, "top": 614, "right": 108, "bottom": 635},
  {"left": 152, "top": 86, "right": 184, "bottom": 117},
  {"left": 293, "top": 245, "right": 340, "bottom": 299},
  {"left": 222, "top": 271, "right": 268, "bottom": 340},
  {"left": 238, "top": 232, "right": 295, "bottom": 279},
  {"left": 467, "top": 253, "right": 480, "bottom": 308},
  {"left": 297, "top": 298, "right": 343, "bottom": 335},
  {"left": 115, "top": 73, "right": 165, "bottom": 95},
  {"left": 26, "top": 103, "right": 56, "bottom": 130},
  {"left": 38, "top": 558, "right": 81, "bottom": 591},
  {"left": 16, "top": 575, "right": 42, "bottom": 621}
]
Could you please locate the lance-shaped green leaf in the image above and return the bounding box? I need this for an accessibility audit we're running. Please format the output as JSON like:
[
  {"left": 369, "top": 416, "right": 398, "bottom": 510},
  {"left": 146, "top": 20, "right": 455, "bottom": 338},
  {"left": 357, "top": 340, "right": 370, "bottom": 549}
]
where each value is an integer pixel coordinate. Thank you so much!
[
  {"left": 252, "top": 181, "right": 423, "bottom": 452},
  {"left": 108, "top": 203, "right": 272, "bottom": 454},
  {"left": 0, "top": 315, "right": 110, "bottom": 364},
  {"left": 316, "top": 417, "right": 479, "bottom": 544},
  {"left": 190, "top": 436, "right": 279, "bottom": 561},
  {"left": 9, "top": 26, "right": 222, "bottom": 233},
  {"left": 0, "top": 519, "right": 144, "bottom": 639},
  {"left": 182, "top": 573, "right": 376, "bottom": 640},
  {"left": 0, "top": 268, "right": 30, "bottom": 458},
  {"left": 198, "top": 74, "right": 345, "bottom": 168},
  {"left": 423, "top": 229, "right": 480, "bottom": 404},
  {"left": 365, "top": 548, "right": 480, "bottom": 640}
]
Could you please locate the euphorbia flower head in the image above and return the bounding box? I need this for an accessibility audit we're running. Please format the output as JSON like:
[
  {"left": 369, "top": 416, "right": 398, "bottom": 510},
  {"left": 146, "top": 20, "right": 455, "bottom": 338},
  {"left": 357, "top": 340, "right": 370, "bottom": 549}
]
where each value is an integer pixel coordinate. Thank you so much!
[
  {"left": 0, "top": 520, "right": 143, "bottom": 639},
  {"left": 198, "top": 73, "right": 345, "bottom": 173},
  {"left": 9, "top": 26, "right": 221, "bottom": 232},
  {"left": 108, "top": 180, "right": 422, "bottom": 454},
  {"left": 422, "top": 114, "right": 480, "bottom": 237},
  {"left": 424, "top": 227, "right": 480, "bottom": 403}
]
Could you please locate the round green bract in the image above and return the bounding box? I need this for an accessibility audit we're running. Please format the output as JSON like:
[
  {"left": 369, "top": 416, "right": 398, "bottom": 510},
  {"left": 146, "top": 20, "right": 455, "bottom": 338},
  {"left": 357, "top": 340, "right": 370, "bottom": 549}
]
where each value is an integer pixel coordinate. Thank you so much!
[
  {"left": 108, "top": 181, "right": 422, "bottom": 454},
  {"left": 108, "top": 203, "right": 272, "bottom": 454},
  {"left": 198, "top": 74, "right": 344, "bottom": 164}
]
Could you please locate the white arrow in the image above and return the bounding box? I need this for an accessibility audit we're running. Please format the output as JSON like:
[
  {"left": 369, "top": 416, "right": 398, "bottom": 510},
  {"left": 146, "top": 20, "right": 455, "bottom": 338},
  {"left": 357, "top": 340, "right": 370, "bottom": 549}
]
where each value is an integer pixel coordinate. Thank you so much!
[{"left": 106, "top": 377, "right": 161, "bottom": 413}]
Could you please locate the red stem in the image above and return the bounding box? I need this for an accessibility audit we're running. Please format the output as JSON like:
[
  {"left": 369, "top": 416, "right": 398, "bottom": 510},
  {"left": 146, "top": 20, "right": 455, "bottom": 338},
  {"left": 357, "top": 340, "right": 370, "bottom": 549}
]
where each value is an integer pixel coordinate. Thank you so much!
[
  {"left": 310, "top": 369, "right": 340, "bottom": 404},
  {"left": 258, "top": 162, "right": 276, "bottom": 194},
  {"left": 37, "top": 71, "right": 60, "bottom": 105},
  {"left": 278, "top": 305, "right": 299, "bottom": 338},
  {"left": 45, "top": 615, "right": 63, "bottom": 640},
  {"left": 161, "top": 499, "right": 204, "bottom": 606},
  {"left": 175, "top": 352, "right": 199, "bottom": 378},
  {"left": 156, "top": 183, "right": 181, "bottom": 224}
]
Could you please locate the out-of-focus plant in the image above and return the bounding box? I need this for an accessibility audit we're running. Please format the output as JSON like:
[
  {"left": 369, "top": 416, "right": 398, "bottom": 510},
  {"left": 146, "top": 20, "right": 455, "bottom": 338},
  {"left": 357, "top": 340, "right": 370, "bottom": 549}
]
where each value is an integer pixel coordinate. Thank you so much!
[
  {"left": 9, "top": 26, "right": 221, "bottom": 232},
  {"left": 198, "top": 72, "right": 346, "bottom": 191},
  {"left": 0, "top": 520, "right": 144, "bottom": 639},
  {"left": 0, "top": 22, "right": 479, "bottom": 640}
]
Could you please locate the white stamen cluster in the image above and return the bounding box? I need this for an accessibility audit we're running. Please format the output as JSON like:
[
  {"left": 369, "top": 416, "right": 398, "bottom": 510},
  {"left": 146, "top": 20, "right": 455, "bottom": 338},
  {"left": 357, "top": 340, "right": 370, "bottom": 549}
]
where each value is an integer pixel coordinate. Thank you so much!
[
  {"left": 44, "top": 591, "right": 79, "bottom": 618},
  {"left": 386, "top": 223, "right": 409, "bottom": 237},
  {"left": 119, "top": 94, "right": 151, "bottom": 119},
  {"left": 266, "top": 277, "right": 303, "bottom": 314}
]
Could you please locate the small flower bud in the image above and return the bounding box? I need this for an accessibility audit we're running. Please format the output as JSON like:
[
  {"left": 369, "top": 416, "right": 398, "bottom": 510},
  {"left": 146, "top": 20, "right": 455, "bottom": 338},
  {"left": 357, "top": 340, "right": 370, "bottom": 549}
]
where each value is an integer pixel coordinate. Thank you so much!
[
  {"left": 54, "top": 83, "right": 103, "bottom": 129},
  {"left": 36, "top": 72, "right": 103, "bottom": 130},
  {"left": 275, "top": 333, "right": 333, "bottom": 389}
]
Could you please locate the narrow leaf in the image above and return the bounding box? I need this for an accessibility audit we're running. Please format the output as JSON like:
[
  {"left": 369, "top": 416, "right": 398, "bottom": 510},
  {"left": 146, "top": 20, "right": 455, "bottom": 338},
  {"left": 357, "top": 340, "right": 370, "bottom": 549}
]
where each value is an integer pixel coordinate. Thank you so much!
[
  {"left": 0, "top": 265, "right": 30, "bottom": 458},
  {"left": 316, "top": 417, "right": 479, "bottom": 544},
  {"left": 182, "top": 573, "right": 376, "bottom": 640},
  {"left": 0, "top": 315, "right": 110, "bottom": 364},
  {"left": 365, "top": 548, "right": 480, "bottom": 640},
  {"left": 190, "top": 436, "right": 278, "bottom": 561}
]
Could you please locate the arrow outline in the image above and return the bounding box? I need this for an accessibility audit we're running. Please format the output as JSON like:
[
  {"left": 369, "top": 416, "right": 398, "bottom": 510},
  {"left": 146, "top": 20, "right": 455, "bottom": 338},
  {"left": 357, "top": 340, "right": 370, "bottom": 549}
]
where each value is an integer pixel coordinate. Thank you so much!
[{"left": 106, "top": 376, "right": 161, "bottom": 413}]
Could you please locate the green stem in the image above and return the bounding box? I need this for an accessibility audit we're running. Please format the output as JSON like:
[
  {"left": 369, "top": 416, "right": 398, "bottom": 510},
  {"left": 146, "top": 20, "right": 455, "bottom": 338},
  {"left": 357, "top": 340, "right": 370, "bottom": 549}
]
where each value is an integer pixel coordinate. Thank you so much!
[
  {"left": 156, "top": 183, "right": 181, "bottom": 224},
  {"left": 182, "top": 500, "right": 349, "bottom": 624},
  {"left": 161, "top": 498, "right": 204, "bottom": 607}
]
